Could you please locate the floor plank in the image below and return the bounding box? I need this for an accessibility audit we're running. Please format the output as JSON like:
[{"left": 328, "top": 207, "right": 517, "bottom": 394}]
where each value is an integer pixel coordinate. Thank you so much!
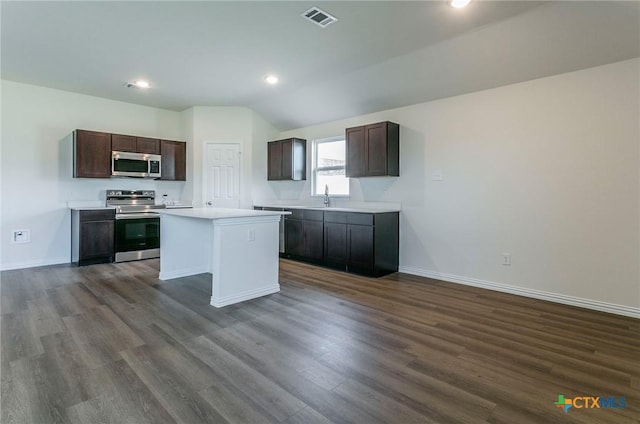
[{"left": 1, "top": 258, "right": 638, "bottom": 423}]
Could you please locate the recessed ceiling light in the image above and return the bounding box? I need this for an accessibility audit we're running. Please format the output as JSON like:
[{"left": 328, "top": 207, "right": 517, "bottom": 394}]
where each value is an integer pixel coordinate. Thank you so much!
[
  {"left": 449, "top": 0, "right": 472, "bottom": 8},
  {"left": 264, "top": 75, "right": 279, "bottom": 85},
  {"left": 126, "top": 80, "right": 151, "bottom": 89}
]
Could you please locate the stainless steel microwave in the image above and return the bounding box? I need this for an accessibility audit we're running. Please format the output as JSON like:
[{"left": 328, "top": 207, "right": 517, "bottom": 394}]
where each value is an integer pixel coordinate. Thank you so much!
[{"left": 111, "top": 151, "right": 161, "bottom": 178}]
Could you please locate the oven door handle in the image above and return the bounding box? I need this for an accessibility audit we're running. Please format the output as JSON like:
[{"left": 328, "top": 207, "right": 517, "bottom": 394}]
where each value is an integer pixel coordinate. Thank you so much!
[{"left": 116, "top": 213, "right": 160, "bottom": 220}]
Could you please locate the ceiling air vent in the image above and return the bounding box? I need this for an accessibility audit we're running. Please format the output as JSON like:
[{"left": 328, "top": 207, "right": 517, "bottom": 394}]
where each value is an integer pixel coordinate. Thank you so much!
[{"left": 301, "top": 7, "right": 338, "bottom": 28}]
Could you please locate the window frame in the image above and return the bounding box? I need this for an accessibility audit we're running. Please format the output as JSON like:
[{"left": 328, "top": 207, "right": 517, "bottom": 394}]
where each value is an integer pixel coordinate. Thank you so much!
[{"left": 311, "top": 135, "right": 350, "bottom": 198}]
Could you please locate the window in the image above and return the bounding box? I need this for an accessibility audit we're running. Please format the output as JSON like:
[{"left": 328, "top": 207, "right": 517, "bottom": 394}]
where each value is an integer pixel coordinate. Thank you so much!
[{"left": 312, "top": 136, "right": 349, "bottom": 196}]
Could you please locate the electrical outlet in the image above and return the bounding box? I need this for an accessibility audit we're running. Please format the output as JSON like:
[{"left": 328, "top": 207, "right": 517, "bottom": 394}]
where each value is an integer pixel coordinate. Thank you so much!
[
  {"left": 432, "top": 170, "right": 443, "bottom": 181},
  {"left": 13, "top": 229, "right": 31, "bottom": 244},
  {"left": 248, "top": 229, "right": 255, "bottom": 241},
  {"left": 502, "top": 253, "right": 511, "bottom": 266}
]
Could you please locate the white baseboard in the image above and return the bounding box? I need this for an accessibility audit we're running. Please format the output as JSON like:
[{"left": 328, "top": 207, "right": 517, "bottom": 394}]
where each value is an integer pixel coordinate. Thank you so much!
[
  {"left": 159, "top": 266, "right": 211, "bottom": 281},
  {"left": 399, "top": 266, "right": 640, "bottom": 319},
  {"left": 210, "top": 285, "right": 280, "bottom": 308},
  {"left": 0, "top": 257, "right": 70, "bottom": 271}
]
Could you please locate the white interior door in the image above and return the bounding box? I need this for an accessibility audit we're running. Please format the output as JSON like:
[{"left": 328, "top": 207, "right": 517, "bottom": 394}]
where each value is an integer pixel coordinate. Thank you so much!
[{"left": 204, "top": 143, "right": 241, "bottom": 208}]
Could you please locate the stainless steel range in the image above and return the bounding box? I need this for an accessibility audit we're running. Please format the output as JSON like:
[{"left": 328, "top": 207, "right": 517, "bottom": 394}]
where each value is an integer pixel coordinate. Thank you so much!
[{"left": 107, "top": 190, "right": 165, "bottom": 262}]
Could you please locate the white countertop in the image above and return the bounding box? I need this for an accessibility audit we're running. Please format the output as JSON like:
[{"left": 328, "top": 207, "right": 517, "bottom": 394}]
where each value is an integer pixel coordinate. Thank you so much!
[
  {"left": 254, "top": 204, "right": 401, "bottom": 213},
  {"left": 69, "top": 206, "right": 116, "bottom": 211},
  {"left": 156, "top": 207, "right": 289, "bottom": 220}
]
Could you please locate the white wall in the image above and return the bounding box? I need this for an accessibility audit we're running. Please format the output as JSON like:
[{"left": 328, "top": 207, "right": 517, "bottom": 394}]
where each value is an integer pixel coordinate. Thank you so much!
[
  {"left": 270, "top": 59, "right": 640, "bottom": 312},
  {"left": 0, "top": 87, "right": 278, "bottom": 270},
  {"left": 0, "top": 81, "right": 185, "bottom": 270},
  {"left": 251, "top": 113, "right": 284, "bottom": 204},
  {"left": 186, "top": 106, "right": 278, "bottom": 209},
  {"left": 3, "top": 59, "right": 638, "bottom": 314}
]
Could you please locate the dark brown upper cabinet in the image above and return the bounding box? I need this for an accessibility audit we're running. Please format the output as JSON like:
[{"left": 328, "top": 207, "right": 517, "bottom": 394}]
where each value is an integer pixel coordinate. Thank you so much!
[
  {"left": 111, "top": 134, "right": 160, "bottom": 154},
  {"left": 160, "top": 140, "right": 186, "bottom": 181},
  {"left": 73, "top": 130, "right": 112, "bottom": 178},
  {"left": 73, "top": 129, "right": 185, "bottom": 180},
  {"left": 136, "top": 137, "right": 161, "bottom": 154},
  {"left": 267, "top": 138, "right": 306, "bottom": 181},
  {"left": 346, "top": 121, "right": 399, "bottom": 178},
  {"left": 110, "top": 134, "right": 135, "bottom": 152}
]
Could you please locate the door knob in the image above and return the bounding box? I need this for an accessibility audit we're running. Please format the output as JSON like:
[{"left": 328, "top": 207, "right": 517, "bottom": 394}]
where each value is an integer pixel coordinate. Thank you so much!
[{"left": 207, "top": 201, "right": 213, "bottom": 206}]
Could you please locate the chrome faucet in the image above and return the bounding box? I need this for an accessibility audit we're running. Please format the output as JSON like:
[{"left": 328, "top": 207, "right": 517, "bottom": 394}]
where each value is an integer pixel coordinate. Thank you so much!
[{"left": 324, "top": 184, "right": 330, "bottom": 207}]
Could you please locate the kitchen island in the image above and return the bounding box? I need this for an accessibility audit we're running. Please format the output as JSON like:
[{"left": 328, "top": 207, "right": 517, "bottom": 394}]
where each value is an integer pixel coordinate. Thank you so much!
[{"left": 156, "top": 207, "right": 287, "bottom": 307}]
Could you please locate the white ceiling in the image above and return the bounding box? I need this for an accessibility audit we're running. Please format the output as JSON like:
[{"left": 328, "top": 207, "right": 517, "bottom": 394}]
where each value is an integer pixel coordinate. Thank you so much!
[{"left": 2, "top": 1, "right": 639, "bottom": 130}]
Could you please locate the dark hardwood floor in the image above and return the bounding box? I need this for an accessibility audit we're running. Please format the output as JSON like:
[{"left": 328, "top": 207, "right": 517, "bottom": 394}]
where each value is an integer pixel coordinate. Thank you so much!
[{"left": 1, "top": 258, "right": 638, "bottom": 423}]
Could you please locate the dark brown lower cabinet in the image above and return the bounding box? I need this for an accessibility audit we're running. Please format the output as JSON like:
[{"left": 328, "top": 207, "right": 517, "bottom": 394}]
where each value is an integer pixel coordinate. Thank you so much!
[
  {"left": 284, "top": 209, "right": 323, "bottom": 263},
  {"left": 284, "top": 219, "right": 303, "bottom": 256},
  {"left": 286, "top": 209, "right": 399, "bottom": 277},
  {"left": 347, "top": 224, "right": 375, "bottom": 271},
  {"left": 71, "top": 209, "right": 115, "bottom": 266},
  {"left": 323, "top": 221, "right": 348, "bottom": 265},
  {"left": 325, "top": 211, "right": 398, "bottom": 276}
]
